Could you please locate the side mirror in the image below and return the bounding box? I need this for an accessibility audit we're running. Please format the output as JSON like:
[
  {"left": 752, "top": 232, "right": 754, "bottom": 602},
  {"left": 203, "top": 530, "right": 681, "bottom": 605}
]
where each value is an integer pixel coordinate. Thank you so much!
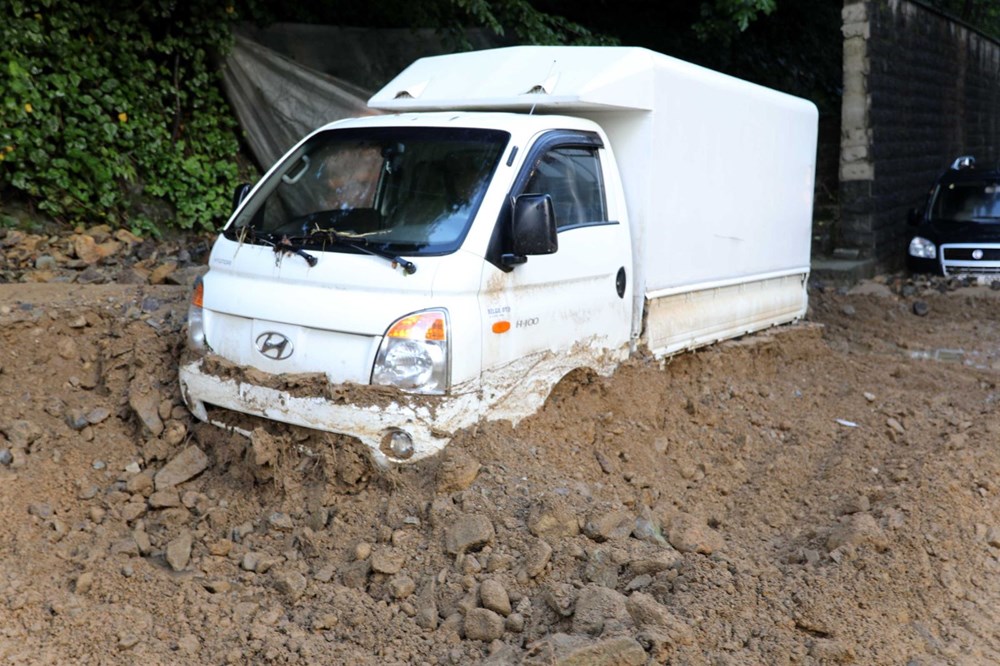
[
  {"left": 503, "top": 194, "right": 557, "bottom": 266},
  {"left": 232, "top": 183, "right": 252, "bottom": 213}
]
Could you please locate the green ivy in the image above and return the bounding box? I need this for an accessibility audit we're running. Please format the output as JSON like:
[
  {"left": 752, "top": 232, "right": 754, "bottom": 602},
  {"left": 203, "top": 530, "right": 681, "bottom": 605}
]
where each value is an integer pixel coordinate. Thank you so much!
[{"left": 0, "top": 0, "right": 250, "bottom": 234}]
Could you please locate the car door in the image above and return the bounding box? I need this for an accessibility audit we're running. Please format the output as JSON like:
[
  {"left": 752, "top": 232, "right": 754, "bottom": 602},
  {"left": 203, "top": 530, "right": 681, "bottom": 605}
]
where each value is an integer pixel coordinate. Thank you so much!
[{"left": 479, "top": 130, "right": 632, "bottom": 392}]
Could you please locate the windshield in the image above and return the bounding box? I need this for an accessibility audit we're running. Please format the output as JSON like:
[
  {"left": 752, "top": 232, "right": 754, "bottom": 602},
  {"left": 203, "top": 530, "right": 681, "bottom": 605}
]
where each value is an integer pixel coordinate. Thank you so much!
[
  {"left": 931, "top": 180, "right": 1000, "bottom": 222},
  {"left": 226, "top": 126, "right": 509, "bottom": 255}
]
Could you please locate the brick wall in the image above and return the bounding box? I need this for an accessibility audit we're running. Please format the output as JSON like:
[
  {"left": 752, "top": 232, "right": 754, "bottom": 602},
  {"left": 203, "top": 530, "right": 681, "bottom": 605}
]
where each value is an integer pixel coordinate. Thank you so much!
[{"left": 838, "top": 0, "right": 1000, "bottom": 268}]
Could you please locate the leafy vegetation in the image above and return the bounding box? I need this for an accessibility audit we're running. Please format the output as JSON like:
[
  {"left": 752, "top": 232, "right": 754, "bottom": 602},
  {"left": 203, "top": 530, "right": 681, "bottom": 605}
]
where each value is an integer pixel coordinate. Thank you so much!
[
  {"left": 925, "top": 0, "right": 1000, "bottom": 38},
  {"left": 0, "top": 0, "right": 245, "bottom": 234}
]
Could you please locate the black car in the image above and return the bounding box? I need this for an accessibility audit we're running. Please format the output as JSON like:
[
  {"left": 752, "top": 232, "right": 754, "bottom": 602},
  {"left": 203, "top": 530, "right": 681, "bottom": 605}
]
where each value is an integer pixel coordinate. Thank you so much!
[{"left": 907, "top": 155, "right": 1000, "bottom": 276}]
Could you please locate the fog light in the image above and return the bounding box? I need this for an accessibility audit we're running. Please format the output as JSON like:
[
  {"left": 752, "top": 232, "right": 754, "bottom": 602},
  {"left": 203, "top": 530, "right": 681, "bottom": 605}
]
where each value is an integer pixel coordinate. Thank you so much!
[{"left": 381, "top": 429, "right": 414, "bottom": 460}]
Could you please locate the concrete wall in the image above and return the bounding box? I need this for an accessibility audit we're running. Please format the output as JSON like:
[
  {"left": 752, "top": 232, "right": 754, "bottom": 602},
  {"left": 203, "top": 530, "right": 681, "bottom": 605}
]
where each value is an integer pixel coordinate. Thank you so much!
[{"left": 838, "top": 0, "right": 1000, "bottom": 268}]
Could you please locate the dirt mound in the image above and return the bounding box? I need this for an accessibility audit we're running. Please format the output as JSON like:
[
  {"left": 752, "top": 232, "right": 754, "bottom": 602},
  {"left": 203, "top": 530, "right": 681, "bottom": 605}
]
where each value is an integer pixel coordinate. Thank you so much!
[{"left": 2, "top": 275, "right": 1000, "bottom": 664}]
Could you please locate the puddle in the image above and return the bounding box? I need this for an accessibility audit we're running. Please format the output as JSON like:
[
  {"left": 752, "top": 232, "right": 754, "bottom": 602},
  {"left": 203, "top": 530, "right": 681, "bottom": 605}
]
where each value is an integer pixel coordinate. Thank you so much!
[{"left": 908, "top": 349, "right": 965, "bottom": 362}]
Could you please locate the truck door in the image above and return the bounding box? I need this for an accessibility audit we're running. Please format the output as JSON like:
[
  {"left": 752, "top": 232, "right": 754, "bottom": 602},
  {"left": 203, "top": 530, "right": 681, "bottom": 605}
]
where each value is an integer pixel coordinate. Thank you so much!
[{"left": 479, "top": 130, "right": 632, "bottom": 395}]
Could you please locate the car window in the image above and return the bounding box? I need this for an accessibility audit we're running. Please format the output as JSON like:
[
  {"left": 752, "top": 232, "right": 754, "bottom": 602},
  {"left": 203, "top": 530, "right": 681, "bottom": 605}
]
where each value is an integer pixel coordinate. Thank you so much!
[{"left": 523, "top": 146, "right": 607, "bottom": 229}]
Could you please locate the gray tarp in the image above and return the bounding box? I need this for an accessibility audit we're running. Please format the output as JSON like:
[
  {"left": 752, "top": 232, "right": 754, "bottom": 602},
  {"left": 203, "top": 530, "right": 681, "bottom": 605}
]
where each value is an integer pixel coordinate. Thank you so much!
[
  {"left": 221, "top": 33, "right": 378, "bottom": 170},
  {"left": 221, "top": 25, "right": 503, "bottom": 170}
]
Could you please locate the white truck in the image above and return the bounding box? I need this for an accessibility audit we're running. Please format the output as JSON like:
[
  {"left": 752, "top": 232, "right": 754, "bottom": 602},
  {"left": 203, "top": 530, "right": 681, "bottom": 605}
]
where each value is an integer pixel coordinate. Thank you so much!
[{"left": 179, "top": 46, "right": 818, "bottom": 465}]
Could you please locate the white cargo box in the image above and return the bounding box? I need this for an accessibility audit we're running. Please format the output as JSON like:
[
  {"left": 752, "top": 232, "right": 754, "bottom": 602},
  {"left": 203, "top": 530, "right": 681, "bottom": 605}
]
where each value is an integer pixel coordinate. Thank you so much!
[{"left": 371, "top": 46, "right": 818, "bottom": 352}]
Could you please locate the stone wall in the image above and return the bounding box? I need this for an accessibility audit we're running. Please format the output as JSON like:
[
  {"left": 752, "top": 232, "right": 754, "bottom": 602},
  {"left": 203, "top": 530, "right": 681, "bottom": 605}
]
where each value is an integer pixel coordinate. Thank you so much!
[{"left": 838, "top": 0, "right": 1000, "bottom": 268}]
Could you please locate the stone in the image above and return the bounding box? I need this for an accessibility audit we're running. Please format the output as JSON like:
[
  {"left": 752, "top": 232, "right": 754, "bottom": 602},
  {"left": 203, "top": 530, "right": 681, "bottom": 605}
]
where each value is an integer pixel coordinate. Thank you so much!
[
  {"left": 436, "top": 448, "right": 482, "bottom": 493},
  {"left": 479, "top": 578, "right": 512, "bottom": 617},
  {"left": 583, "top": 509, "right": 635, "bottom": 542},
  {"left": 522, "top": 537, "right": 553, "bottom": 578},
  {"left": 528, "top": 500, "right": 580, "bottom": 540},
  {"left": 154, "top": 445, "right": 209, "bottom": 490},
  {"left": 148, "top": 490, "right": 181, "bottom": 508},
  {"left": 464, "top": 608, "right": 505, "bottom": 642},
  {"left": 626, "top": 592, "right": 694, "bottom": 645},
  {"left": 166, "top": 531, "right": 193, "bottom": 572},
  {"left": 826, "top": 512, "right": 889, "bottom": 552},
  {"left": 267, "top": 512, "right": 294, "bottom": 531},
  {"left": 583, "top": 547, "right": 620, "bottom": 589},
  {"left": 628, "top": 551, "right": 679, "bottom": 576},
  {"left": 444, "top": 514, "right": 495, "bottom": 555},
  {"left": 3, "top": 420, "right": 42, "bottom": 448},
  {"left": 912, "top": 300, "right": 929, "bottom": 317},
  {"left": 272, "top": 570, "right": 307, "bottom": 600},
  {"left": 388, "top": 574, "right": 416, "bottom": 600},
  {"left": 74, "top": 572, "right": 94, "bottom": 594},
  {"left": 572, "top": 585, "right": 629, "bottom": 636},
  {"left": 371, "top": 548, "right": 405, "bottom": 575},
  {"left": 128, "top": 383, "right": 164, "bottom": 436},
  {"left": 161, "top": 421, "right": 187, "bottom": 447},
  {"left": 125, "top": 471, "right": 154, "bottom": 495},
  {"left": 667, "top": 513, "right": 724, "bottom": 555},
  {"left": 557, "top": 636, "right": 646, "bottom": 666}
]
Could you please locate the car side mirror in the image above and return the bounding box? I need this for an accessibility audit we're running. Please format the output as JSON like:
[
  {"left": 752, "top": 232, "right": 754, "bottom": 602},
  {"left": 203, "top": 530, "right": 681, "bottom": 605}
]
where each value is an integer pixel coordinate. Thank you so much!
[
  {"left": 232, "top": 183, "right": 252, "bottom": 213},
  {"left": 502, "top": 194, "right": 558, "bottom": 266},
  {"left": 907, "top": 207, "right": 921, "bottom": 226}
]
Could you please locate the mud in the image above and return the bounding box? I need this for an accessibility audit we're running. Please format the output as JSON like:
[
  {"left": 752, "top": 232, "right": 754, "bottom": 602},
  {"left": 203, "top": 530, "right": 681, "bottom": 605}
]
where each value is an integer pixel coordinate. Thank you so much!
[{"left": 2, "top": 275, "right": 1000, "bottom": 664}]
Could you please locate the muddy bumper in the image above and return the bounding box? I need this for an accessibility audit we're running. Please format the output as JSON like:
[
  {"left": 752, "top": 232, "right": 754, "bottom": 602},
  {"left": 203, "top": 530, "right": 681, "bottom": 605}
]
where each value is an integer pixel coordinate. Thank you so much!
[{"left": 178, "top": 359, "right": 473, "bottom": 465}]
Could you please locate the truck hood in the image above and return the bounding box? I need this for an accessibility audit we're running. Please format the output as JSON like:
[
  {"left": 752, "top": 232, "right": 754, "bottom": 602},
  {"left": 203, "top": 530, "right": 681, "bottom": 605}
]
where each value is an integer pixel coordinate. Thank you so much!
[{"left": 203, "top": 236, "right": 450, "bottom": 336}]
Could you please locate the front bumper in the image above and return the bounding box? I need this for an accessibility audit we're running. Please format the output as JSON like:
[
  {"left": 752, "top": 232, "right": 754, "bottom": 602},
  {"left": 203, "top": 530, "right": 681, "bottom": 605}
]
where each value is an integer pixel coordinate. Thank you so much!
[{"left": 178, "top": 356, "right": 478, "bottom": 465}]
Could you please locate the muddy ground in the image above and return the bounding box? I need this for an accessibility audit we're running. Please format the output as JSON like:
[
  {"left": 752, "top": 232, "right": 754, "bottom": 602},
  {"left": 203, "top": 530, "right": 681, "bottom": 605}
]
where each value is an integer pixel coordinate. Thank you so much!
[{"left": 2, "top": 263, "right": 1000, "bottom": 665}]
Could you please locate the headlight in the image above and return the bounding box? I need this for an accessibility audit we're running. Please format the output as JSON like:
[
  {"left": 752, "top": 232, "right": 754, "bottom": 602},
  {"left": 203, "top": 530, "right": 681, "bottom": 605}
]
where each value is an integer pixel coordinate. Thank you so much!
[
  {"left": 908, "top": 236, "right": 936, "bottom": 259},
  {"left": 372, "top": 309, "right": 449, "bottom": 394},
  {"left": 187, "top": 276, "right": 208, "bottom": 352}
]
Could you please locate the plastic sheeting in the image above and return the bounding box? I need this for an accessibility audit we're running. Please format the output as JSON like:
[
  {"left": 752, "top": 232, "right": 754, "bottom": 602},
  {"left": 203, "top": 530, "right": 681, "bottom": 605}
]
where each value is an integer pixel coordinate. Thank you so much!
[{"left": 221, "top": 33, "right": 378, "bottom": 170}]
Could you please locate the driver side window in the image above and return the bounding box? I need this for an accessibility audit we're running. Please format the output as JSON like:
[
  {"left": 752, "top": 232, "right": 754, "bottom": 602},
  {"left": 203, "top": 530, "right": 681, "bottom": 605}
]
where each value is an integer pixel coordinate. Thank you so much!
[{"left": 524, "top": 146, "right": 607, "bottom": 229}]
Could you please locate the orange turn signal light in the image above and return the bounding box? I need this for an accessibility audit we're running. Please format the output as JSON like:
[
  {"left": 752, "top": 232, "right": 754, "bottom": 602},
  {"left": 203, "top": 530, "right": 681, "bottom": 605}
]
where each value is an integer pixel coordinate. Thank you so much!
[
  {"left": 492, "top": 321, "right": 510, "bottom": 334},
  {"left": 387, "top": 311, "right": 448, "bottom": 341},
  {"left": 191, "top": 280, "right": 204, "bottom": 308}
]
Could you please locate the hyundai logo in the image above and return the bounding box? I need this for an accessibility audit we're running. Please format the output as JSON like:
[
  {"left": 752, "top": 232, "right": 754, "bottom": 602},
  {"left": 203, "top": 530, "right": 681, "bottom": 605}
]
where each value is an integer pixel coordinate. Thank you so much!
[
  {"left": 255, "top": 332, "right": 293, "bottom": 360},
  {"left": 972, "top": 249, "right": 984, "bottom": 260}
]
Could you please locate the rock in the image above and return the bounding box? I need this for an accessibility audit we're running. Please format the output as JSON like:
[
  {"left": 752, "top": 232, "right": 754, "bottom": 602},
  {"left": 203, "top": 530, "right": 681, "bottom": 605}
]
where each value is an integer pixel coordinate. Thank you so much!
[
  {"left": 445, "top": 514, "right": 495, "bottom": 555},
  {"left": 161, "top": 421, "right": 187, "bottom": 447},
  {"left": 272, "top": 570, "right": 307, "bottom": 600},
  {"left": 149, "top": 261, "right": 177, "bottom": 285},
  {"left": 464, "top": 608, "right": 505, "bottom": 642},
  {"left": 480, "top": 578, "right": 512, "bottom": 617},
  {"left": 912, "top": 300, "right": 930, "bottom": 316},
  {"left": 56, "top": 337, "right": 78, "bottom": 360},
  {"left": 436, "top": 448, "right": 482, "bottom": 493},
  {"left": 848, "top": 282, "right": 893, "bottom": 298},
  {"left": 28, "top": 503, "right": 53, "bottom": 519},
  {"left": 826, "top": 512, "right": 889, "bottom": 552},
  {"left": 340, "top": 559, "right": 371, "bottom": 588},
  {"left": 583, "top": 546, "right": 620, "bottom": 588},
  {"left": 528, "top": 500, "right": 580, "bottom": 540},
  {"left": 522, "top": 537, "right": 553, "bottom": 578},
  {"left": 809, "top": 638, "right": 857, "bottom": 662},
  {"left": 128, "top": 384, "right": 164, "bottom": 436},
  {"left": 551, "top": 636, "right": 647, "bottom": 666},
  {"left": 543, "top": 582, "right": 577, "bottom": 618},
  {"left": 628, "top": 551, "right": 679, "bottom": 576},
  {"left": 387, "top": 574, "right": 416, "bottom": 600},
  {"left": 667, "top": 513, "right": 724, "bottom": 555},
  {"left": 626, "top": 592, "right": 694, "bottom": 645},
  {"left": 121, "top": 500, "right": 147, "bottom": 523},
  {"left": 840, "top": 304, "right": 856, "bottom": 317},
  {"left": 154, "top": 445, "right": 209, "bottom": 490},
  {"left": 125, "top": 471, "right": 154, "bottom": 496},
  {"left": 165, "top": 531, "right": 193, "bottom": 571},
  {"left": 148, "top": 490, "right": 181, "bottom": 508},
  {"left": 371, "top": 548, "right": 405, "bottom": 575},
  {"left": 415, "top": 582, "right": 439, "bottom": 630},
  {"left": 133, "top": 529, "right": 152, "bottom": 556},
  {"left": 267, "top": 512, "right": 294, "bottom": 532},
  {"left": 572, "top": 585, "right": 630, "bottom": 636},
  {"left": 3, "top": 420, "right": 42, "bottom": 448},
  {"left": 354, "top": 541, "right": 372, "bottom": 561},
  {"left": 74, "top": 572, "right": 94, "bottom": 594},
  {"left": 0, "top": 449, "right": 12, "bottom": 466},
  {"left": 583, "top": 509, "right": 634, "bottom": 542},
  {"left": 987, "top": 527, "right": 1000, "bottom": 548},
  {"left": 505, "top": 613, "right": 525, "bottom": 633}
]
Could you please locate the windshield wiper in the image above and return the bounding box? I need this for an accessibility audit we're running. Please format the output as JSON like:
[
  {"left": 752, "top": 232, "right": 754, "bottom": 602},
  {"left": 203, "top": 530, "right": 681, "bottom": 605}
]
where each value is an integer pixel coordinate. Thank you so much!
[
  {"left": 242, "top": 228, "right": 319, "bottom": 267},
  {"left": 298, "top": 229, "right": 418, "bottom": 275}
]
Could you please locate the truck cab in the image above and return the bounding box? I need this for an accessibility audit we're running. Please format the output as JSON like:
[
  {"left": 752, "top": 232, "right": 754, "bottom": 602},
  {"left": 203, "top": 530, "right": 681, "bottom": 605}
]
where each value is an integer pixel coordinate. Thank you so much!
[{"left": 180, "top": 111, "right": 633, "bottom": 465}]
